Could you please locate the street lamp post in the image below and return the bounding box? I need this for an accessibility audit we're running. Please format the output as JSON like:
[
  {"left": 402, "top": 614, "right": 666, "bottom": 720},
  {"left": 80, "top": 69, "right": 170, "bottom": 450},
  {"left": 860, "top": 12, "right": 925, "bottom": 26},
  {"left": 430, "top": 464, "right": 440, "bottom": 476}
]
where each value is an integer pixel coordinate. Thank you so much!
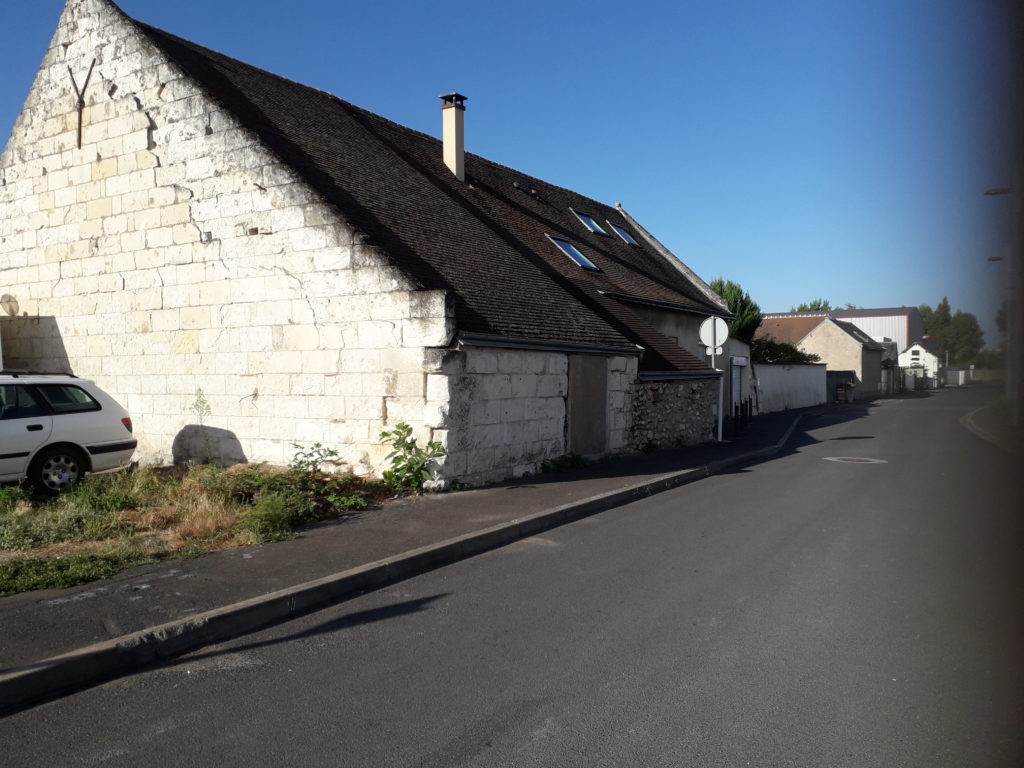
[{"left": 984, "top": 185, "right": 1019, "bottom": 429}]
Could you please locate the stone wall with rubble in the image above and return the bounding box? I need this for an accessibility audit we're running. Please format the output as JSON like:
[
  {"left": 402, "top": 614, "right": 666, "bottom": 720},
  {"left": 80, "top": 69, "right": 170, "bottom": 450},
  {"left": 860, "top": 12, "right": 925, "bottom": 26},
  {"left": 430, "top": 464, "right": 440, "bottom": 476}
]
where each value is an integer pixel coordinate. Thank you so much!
[
  {"left": 0, "top": 0, "right": 451, "bottom": 472},
  {"left": 629, "top": 377, "right": 718, "bottom": 451}
]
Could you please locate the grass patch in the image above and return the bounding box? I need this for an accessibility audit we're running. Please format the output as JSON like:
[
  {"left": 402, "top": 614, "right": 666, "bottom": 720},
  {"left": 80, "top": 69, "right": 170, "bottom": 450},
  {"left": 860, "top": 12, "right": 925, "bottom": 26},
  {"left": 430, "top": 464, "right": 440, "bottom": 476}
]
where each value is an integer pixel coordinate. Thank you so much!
[
  {"left": 0, "top": 544, "right": 182, "bottom": 596},
  {"left": 0, "top": 446, "right": 393, "bottom": 595}
]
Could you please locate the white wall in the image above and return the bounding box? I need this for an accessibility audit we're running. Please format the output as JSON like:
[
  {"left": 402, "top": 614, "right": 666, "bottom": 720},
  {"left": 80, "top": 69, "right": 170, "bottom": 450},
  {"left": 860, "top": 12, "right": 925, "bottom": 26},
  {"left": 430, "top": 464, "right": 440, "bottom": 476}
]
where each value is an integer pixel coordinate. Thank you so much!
[
  {"left": 754, "top": 363, "right": 826, "bottom": 413},
  {"left": 0, "top": 0, "right": 451, "bottom": 473}
]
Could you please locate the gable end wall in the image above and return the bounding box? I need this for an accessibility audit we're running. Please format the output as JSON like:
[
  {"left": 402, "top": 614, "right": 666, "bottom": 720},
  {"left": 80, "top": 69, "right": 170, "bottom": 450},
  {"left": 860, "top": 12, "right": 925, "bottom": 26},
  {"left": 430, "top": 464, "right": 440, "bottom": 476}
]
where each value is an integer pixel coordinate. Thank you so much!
[{"left": 0, "top": 0, "right": 453, "bottom": 472}]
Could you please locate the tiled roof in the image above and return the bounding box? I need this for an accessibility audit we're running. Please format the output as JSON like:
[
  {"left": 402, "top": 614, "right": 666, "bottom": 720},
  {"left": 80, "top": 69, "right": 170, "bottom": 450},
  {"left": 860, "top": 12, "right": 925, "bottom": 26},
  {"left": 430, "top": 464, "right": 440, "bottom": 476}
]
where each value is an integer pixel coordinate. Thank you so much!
[
  {"left": 133, "top": 21, "right": 721, "bottom": 375},
  {"left": 831, "top": 320, "right": 886, "bottom": 351},
  {"left": 754, "top": 315, "right": 825, "bottom": 345}
]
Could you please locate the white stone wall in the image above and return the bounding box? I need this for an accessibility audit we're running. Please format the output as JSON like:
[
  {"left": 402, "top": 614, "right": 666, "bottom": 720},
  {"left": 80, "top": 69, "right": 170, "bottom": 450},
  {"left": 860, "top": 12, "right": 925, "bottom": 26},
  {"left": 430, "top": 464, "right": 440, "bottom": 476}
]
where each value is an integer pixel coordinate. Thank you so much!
[
  {"left": 0, "top": 0, "right": 452, "bottom": 472},
  {"left": 753, "top": 363, "right": 826, "bottom": 413},
  {"left": 428, "top": 348, "right": 570, "bottom": 486},
  {"left": 607, "top": 355, "right": 637, "bottom": 452}
]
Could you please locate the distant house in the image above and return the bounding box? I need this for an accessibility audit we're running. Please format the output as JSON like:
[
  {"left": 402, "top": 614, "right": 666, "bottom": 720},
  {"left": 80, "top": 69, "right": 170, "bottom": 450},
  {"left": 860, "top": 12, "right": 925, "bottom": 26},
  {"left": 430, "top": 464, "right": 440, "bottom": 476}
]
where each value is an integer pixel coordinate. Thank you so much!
[
  {"left": 830, "top": 306, "right": 924, "bottom": 354},
  {"left": 898, "top": 339, "right": 942, "bottom": 388},
  {"left": 0, "top": 0, "right": 731, "bottom": 485},
  {"left": 756, "top": 313, "right": 886, "bottom": 396}
]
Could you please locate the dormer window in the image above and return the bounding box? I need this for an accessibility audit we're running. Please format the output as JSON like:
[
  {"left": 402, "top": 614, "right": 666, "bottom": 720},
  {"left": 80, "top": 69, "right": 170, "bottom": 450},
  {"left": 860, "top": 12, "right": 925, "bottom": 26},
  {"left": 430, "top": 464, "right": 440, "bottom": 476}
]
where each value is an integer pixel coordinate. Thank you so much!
[
  {"left": 547, "top": 234, "right": 599, "bottom": 270},
  {"left": 608, "top": 222, "right": 639, "bottom": 245},
  {"left": 572, "top": 209, "right": 607, "bottom": 235}
]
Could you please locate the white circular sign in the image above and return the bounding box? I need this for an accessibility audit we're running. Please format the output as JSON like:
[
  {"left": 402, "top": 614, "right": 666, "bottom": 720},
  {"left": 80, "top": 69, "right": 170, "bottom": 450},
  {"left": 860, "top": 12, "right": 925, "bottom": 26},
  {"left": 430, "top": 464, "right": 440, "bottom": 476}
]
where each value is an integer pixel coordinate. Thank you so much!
[{"left": 699, "top": 316, "right": 729, "bottom": 349}]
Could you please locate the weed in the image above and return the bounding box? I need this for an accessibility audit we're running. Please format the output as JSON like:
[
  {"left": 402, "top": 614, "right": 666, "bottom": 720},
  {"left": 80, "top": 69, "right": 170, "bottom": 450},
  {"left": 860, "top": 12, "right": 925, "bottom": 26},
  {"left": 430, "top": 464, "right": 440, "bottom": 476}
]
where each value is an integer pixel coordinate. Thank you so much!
[
  {"left": 0, "top": 544, "right": 191, "bottom": 596},
  {"left": 190, "top": 388, "right": 215, "bottom": 463},
  {"left": 289, "top": 442, "right": 340, "bottom": 475},
  {"left": 0, "top": 445, "right": 387, "bottom": 595},
  {"left": 0, "top": 486, "right": 30, "bottom": 514},
  {"left": 379, "top": 423, "right": 446, "bottom": 491},
  {"left": 236, "top": 494, "right": 296, "bottom": 543},
  {"left": 540, "top": 453, "right": 589, "bottom": 473}
]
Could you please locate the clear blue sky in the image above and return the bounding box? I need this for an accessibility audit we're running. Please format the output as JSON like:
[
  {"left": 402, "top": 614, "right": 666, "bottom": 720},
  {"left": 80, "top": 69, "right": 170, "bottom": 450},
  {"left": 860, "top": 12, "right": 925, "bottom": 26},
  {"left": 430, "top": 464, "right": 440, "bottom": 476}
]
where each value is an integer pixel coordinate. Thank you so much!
[{"left": 2, "top": 0, "right": 1018, "bottom": 345}]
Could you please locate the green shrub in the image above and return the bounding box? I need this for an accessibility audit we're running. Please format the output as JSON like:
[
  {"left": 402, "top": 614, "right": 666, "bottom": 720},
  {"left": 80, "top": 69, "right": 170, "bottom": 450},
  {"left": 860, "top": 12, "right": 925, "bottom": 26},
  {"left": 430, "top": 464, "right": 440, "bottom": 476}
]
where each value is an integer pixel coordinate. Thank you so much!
[
  {"left": 0, "top": 486, "right": 30, "bottom": 514},
  {"left": 379, "top": 423, "right": 446, "bottom": 490},
  {"left": 540, "top": 453, "right": 589, "bottom": 473},
  {"left": 236, "top": 493, "right": 297, "bottom": 542},
  {"left": 0, "top": 544, "right": 178, "bottom": 596}
]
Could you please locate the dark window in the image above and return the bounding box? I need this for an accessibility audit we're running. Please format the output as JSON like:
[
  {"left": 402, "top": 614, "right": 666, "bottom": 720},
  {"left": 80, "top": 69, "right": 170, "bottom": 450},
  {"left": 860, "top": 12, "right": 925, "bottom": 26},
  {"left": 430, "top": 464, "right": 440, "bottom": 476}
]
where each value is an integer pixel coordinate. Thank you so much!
[
  {"left": 35, "top": 384, "right": 101, "bottom": 414},
  {"left": 547, "top": 235, "right": 600, "bottom": 271},
  {"left": 608, "top": 222, "right": 640, "bottom": 245},
  {"left": 572, "top": 209, "right": 608, "bottom": 235},
  {"left": 0, "top": 385, "right": 48, "bottom": 420}
]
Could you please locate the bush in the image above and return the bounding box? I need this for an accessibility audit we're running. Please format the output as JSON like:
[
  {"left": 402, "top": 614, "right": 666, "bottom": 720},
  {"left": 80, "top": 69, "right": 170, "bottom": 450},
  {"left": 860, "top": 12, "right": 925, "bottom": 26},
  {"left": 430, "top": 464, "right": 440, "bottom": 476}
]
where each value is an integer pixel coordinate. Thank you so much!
[
  {"left": 540, "top": 453, "right": 589, "bottom": 472},
  {"left": 379, "top": 423, "right": 446, "bottom": 490},
  {"left": 236, "top": 493, "right": 297, "bottom": 542}
]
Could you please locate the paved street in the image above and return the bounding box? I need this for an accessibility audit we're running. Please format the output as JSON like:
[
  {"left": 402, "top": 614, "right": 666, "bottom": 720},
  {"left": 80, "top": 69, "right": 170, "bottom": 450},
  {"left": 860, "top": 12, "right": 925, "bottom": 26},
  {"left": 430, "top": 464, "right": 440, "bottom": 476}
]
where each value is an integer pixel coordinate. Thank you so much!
[{"left": 2, "top": 387, "right": 1021, "bottom": 767}]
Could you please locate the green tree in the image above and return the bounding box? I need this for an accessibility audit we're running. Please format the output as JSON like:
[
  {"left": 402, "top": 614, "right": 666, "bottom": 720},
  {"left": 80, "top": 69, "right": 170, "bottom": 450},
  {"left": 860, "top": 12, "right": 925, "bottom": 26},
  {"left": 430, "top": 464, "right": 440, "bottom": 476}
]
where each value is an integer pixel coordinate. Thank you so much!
[
  {"left": 919, "top": 297, "right": 984, "bottom": 364},
  {"left": 791, "top": 298, "right": 833, "bottom": 312},
  {"left": 750, "top": 338, "right": 820, "bottom": 364},
  {"left": 709, "top": 278, "right": 762, "bottom": 343}
]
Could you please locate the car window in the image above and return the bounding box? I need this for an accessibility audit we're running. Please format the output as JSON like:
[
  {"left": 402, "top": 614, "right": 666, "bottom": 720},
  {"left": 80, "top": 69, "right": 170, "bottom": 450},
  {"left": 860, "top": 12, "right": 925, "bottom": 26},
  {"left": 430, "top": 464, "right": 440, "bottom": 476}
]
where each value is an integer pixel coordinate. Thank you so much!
[
  {"left": 0, "top": 384, "right": 49, "bottom": 420},
  {"left": 35, "top": 384, "right": 102, "bottom": 414}
]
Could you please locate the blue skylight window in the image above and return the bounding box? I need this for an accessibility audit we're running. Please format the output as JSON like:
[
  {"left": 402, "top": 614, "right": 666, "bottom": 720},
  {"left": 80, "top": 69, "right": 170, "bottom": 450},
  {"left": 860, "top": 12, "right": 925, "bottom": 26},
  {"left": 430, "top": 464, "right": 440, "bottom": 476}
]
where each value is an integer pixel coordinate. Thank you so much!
[
  {"left": 547, "top": 234, "right": 599, "bottom": 270},
  {"left": 571, "top": 209, "right": 607, "bottom": 235},
  {"left": 609, "top": 222, "right": 640, "bottom": 245}
]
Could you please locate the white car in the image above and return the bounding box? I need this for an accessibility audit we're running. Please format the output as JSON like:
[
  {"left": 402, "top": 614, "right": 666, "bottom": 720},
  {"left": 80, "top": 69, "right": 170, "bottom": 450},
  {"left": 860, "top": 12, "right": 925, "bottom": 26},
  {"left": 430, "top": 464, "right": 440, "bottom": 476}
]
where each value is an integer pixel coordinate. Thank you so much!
[{"left": 0, "top": 371, "right": 137, "bottom": 494}]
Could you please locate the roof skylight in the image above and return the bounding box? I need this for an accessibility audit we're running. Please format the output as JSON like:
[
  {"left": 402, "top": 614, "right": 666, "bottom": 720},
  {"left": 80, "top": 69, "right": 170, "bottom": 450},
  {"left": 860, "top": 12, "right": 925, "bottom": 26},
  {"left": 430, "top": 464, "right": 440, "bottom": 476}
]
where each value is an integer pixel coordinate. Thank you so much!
[
  {"left": 572, "top": 209, "right": 607, "bottom": 235},
  {"left": 609, "top": 222, "right": 639, "bottom": 245},
  {"left": 547, "top": 235, "right": 599, "bottom": 270}
]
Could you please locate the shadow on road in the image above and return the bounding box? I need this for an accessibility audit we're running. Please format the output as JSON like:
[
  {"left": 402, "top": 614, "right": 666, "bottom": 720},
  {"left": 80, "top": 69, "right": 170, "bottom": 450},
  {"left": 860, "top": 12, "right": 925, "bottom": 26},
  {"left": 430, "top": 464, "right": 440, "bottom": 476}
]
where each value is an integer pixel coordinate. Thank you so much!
[
  {"left": 493, "top": 401, "right": 883, "bottom": 488},
  {"left": 160, "top": 593, "right": 451, "bottom": 668}
]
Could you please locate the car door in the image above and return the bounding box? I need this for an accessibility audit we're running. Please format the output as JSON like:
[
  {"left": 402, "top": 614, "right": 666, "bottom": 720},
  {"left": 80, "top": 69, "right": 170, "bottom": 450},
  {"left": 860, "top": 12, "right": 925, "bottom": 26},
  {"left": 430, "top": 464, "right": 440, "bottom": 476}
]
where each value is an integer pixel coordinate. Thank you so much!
[{"left": 0, "top": 384, "right": 53, "bottom": 480}]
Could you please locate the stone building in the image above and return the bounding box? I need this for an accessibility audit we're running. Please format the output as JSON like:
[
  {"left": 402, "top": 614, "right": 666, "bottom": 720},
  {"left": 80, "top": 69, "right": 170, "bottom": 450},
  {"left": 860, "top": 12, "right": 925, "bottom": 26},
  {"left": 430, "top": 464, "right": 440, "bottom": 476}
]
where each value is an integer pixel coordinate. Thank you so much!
[
  {"left": 756, "top": 313, "right": 886, "bottom": 396},
  {"left": 0, "top": 0, "right": 730, "bottom": 485}
]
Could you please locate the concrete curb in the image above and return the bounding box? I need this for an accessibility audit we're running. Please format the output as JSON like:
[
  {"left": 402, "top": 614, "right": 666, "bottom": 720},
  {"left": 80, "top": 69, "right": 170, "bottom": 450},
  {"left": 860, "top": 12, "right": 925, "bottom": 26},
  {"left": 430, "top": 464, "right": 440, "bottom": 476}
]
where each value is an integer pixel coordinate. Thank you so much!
[
  {"left": 0, "top": 415, "right": 801, "bottom": 716},
  {"left": 960, "top": 405, "right": 1009, "bottom": 451}
]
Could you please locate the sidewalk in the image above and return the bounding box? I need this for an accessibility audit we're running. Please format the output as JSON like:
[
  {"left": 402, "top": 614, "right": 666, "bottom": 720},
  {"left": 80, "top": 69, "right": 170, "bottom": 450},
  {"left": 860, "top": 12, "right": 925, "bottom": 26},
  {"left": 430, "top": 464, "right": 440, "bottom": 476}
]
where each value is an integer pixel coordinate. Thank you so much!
[{"left": 1, "top": 407, "right": 816, "bottom": 714}]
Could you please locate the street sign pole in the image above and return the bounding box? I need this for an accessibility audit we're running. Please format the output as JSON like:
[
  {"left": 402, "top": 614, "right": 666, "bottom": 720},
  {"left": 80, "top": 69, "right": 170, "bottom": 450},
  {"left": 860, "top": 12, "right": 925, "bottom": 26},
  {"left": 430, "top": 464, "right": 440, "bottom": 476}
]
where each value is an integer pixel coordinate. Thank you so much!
[{"left": 699, "top": 316, "right": 730, "bottom": 442}]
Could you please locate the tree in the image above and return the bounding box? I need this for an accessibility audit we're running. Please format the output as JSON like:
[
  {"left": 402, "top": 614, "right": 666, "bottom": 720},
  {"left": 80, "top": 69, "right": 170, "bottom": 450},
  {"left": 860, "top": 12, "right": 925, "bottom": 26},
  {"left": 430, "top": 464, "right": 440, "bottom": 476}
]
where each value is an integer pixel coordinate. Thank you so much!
[
  {"left": 791, "top": 299, "right": 832, "bottom": 312},
  {"left": 750, "top": 337, "right": 820, "bottom": 364},
  {"left": 709, "top": 278, "right": 762, "bottom": 343},
  {"left": 919, "top": 297, "right": 984, "bottom": 365}
]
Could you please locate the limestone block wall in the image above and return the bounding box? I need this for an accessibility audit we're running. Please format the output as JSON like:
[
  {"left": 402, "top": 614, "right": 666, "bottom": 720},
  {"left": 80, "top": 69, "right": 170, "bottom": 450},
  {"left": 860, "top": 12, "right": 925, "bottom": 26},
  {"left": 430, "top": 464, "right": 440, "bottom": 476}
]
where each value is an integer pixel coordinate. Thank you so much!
[
  {"left": 800, "top": 322, "right": 863, "bottom": 383},
  {"left": 629, "top": 378, "right": 717, "bottom": 451},
  {"left": 427, "top": 348, "right": 571, "bottom": 486},
  {"left": 0, "top": 0, "right": 451, "bottom": 473},
  {"left": 606, "top": 355, "right": 637, "bottom": 452}
]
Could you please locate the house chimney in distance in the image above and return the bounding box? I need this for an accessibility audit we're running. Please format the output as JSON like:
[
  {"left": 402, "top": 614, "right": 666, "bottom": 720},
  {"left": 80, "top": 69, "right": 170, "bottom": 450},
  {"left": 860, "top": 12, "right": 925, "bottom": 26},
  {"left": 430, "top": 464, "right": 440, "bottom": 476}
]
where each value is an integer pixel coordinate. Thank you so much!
[{"left": 439, "top": 93, "right": 467, "bottom": 181}]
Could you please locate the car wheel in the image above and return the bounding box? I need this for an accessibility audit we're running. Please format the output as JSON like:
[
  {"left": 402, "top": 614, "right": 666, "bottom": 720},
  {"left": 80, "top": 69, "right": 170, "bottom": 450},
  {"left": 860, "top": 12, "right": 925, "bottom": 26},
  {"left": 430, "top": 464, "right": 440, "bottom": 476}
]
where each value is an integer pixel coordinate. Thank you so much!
[{"left": 29, "top": 446, "right": 87, "bottom": 495}]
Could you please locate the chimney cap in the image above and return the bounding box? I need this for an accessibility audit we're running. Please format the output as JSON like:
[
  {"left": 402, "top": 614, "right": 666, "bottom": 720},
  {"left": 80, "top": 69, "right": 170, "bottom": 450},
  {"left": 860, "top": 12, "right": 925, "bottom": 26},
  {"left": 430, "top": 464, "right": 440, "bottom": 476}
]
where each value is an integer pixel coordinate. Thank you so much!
[{"left": 439, "top": 92, "right": 468, "bottom": 107}]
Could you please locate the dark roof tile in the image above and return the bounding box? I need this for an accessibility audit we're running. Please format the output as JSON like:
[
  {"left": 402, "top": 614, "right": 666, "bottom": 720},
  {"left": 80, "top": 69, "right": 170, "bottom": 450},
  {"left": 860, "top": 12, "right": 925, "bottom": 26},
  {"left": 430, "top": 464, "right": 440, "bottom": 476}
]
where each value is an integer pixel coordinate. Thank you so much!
[{"left": 135, "top": 21, "right": 720, "bottom": 374}]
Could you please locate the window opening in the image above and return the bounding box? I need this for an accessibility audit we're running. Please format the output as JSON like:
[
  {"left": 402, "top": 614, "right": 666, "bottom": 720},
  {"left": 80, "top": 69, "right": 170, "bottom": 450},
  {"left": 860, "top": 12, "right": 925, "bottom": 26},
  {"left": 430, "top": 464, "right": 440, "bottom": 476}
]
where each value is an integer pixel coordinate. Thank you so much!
[
  {"left": 608, "top": 222, "right": 639, "bottom": 245},
  {"left": 571, "top": 209, "right": 607, "bottom": 235},
  {"left": 546, "top": 235, "right": 600, "bottom": 270}
]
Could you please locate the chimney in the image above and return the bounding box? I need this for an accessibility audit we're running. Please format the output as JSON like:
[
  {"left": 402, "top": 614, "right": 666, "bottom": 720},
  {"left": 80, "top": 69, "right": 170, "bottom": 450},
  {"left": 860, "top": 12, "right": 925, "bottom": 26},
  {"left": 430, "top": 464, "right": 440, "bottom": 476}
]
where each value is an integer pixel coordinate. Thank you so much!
[{"left": 439, "top": 92, "right": 467, "bottom": 181}]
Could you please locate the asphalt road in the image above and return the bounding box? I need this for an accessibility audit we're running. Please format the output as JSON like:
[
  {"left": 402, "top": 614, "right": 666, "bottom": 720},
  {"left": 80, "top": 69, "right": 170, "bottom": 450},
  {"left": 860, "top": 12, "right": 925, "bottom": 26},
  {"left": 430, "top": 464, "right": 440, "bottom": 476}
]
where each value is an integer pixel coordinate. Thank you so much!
[{"left": 2, "top": 387, "right": 1022, "bottom": 767}]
